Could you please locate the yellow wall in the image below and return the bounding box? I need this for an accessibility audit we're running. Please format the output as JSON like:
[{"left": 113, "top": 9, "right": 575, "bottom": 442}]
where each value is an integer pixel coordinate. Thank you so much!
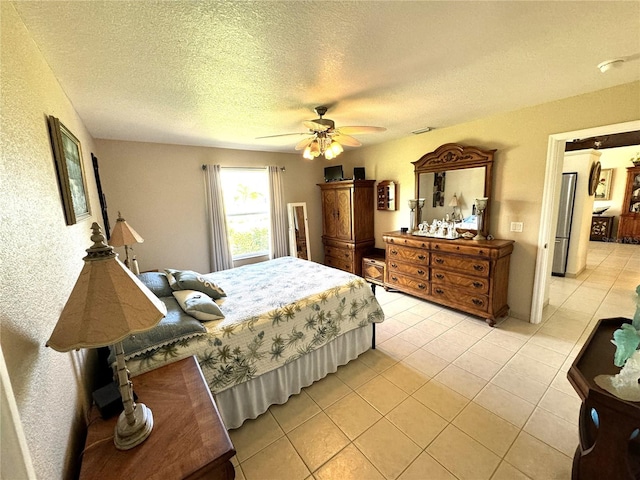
[
  {"left": 0, "top": 3, "right": 103, "bottom": 478},
  {"left": 339, "top": 81, "right": 639, "bottom": 319}
]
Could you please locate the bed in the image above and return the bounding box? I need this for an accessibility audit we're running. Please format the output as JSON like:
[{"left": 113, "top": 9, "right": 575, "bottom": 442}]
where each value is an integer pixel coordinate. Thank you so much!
[{"left": 116, "top": 256, "right": 385, "bottom": 429}]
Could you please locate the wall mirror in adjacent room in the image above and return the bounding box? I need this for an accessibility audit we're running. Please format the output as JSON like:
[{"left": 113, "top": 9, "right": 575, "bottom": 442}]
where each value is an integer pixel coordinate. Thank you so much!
[
  {"left": 414, "top": 143, "right": 495, "bottom": 238},
  {"left": 287, "top": 202, "right": 310, "bottom": 260}
]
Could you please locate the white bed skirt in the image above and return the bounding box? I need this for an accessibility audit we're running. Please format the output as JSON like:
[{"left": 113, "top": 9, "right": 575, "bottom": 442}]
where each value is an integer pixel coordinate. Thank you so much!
[{"left": 215, "top": 325, "right": 373, "bottom": 429}]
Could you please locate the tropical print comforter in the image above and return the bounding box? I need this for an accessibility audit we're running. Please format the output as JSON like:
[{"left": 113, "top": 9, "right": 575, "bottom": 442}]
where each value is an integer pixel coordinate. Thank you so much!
[{"left": 125, "top": 256, "right": 384, "bottom": 395}]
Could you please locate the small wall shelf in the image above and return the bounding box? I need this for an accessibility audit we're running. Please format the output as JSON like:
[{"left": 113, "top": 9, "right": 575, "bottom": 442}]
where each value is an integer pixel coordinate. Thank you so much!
[{"left": 377, "top": 180, "right": 398, "bottom": 211}]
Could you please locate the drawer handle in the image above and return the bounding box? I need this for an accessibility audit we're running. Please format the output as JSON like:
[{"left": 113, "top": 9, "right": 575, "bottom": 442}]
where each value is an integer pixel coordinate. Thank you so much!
[
  {"left": 479, "top": 250, "right": 484, "bottom": 255},
  {"left": 417, "top": 269, "right": 425, "bottom": 275},
  {"left": 391, "top": 275, "right": 398, "bottom": 281},
  {"left": 391, "top": 262, "right": 398, "bottom": 268},
  {"left": 421, "top": 243, "right": 426, "bottom": 248},
  {"left": 418, "top": 284, "right": 426, "bottom": 290},
  {"left": 472, "top": 281, "right": 483, "bottom": 288},
  {"left": 391, "top": 249, "right": 398, "bottom": 255},
  {"left": 435, "top": 258, "right": 444, "bottom": 264},
  {"left": 435, "top": 273, "right": 444, "bottom": 279},
  {"left": 434, "top": 245, "right": 440, "bottom": 249},
  {"left": 456, "top": 246, "right": 460, "bottom": 250},
  {"left": 434, "top": 288, "right": 444, "bottom": 294},
  {"left": 389, "top": 239, "right": 395, "bottom": 243},
  {"left": 344, "top": 252, "right": 350, "bottom": 258},
  {"left": 473, "top": 264, "right": 485, "bottom": 271},
  {"left": 418, "top": 254, "right": 426, "bottom": 260},
  {"left": 472, "top": 299, "right": 484, "bottom": 306}
]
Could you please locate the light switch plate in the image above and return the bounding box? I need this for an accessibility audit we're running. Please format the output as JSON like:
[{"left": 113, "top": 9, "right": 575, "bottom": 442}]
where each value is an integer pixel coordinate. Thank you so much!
[{"left": 510, "top": 222, "right": 524, "bottom": 232}]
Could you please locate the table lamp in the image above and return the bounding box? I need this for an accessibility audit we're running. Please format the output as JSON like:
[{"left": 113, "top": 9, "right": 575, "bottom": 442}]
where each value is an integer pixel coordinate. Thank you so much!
[
  {"left": 449, "top": 194, "right": 460, "bottom": 221},
  {"left": 109, "top": 212, "right": 144, "bottom": 273},
  {"left": 46, "top": 223, "right": 167, "bottom": 450}
]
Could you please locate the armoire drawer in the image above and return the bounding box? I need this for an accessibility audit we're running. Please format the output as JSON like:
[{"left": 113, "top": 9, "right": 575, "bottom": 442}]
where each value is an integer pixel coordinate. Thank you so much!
[
  {"left": 325, "top": 255, "right": 354, "bottom": 273},
  {"left": 431, "top": 253, "right": 490, "bottom": 277},
  {"left": 386, "top": 245, "right": 429, "bottom": 265},
  {"left": 431, "top": 269, "right": 489, "bottom": 294},
  {"left": 324, "top": 246, "right": 353, "bottom": 262},
  {"left": 431, "top": 285, "right": 489, "bottom": 313},
  {"left": 387, "top": 260, "right": 428, "bottom": 279},
  {"left": 386, "top": 271, "right": 430, "bottom": 295}
]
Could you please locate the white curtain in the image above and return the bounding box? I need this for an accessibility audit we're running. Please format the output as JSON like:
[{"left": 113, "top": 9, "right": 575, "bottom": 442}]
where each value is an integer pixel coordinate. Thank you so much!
[
  {"left": 204, "top": 164, "right": 234, "bottom": 271},
  {"left": 268, "top": 166, "right": 289, "bottom": 258}
]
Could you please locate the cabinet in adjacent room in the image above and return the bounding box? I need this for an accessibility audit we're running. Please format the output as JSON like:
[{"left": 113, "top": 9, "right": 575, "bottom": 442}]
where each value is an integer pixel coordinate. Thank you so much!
[
  {"left": 618, "top": 166, "right": 640, "bottom": 242},
  {"left": 318, "top": 179, "right": 375, "bottom": 275}
]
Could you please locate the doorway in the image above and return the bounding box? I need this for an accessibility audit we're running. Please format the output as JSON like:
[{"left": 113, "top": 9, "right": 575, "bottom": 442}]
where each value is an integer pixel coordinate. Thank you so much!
[{"left": 530, "top": 120, "right": 640, "bottom": 324}]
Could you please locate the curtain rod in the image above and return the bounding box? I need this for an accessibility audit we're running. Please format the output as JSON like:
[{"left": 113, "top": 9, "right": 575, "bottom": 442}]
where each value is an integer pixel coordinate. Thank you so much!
[{"left": 201, "top": 165, "right": 285, "bottom": 172}]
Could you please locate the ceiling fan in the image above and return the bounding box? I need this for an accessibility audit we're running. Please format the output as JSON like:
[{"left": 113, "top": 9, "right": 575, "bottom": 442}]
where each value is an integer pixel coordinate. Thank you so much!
[{"left": 258, "top": 106, "right": 386, "bottom": 160}]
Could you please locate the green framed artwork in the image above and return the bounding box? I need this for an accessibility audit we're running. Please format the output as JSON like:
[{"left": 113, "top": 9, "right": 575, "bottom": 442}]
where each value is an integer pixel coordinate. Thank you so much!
[{"left": 48, "top": 116, "right": 91, "bottom": 225}]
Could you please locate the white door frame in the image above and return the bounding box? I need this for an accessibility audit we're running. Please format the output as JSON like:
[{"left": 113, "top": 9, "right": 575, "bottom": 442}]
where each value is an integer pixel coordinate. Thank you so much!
[{"left": 530, "top": 120, "right": 640, "bottom": 324}]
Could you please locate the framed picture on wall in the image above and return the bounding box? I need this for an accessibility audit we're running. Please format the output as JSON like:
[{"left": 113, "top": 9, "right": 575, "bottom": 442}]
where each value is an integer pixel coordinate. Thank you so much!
[
  {"left": 48, "top": 116, "right": 91, "bottom": 225},
  {"left": 595, "top": 168, "right": 613, "bottom": 200}
]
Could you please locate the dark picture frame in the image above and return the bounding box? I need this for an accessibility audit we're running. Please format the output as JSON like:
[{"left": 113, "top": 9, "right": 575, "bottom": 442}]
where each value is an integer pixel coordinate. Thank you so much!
[{"left": 48, "top": 116, "right": 91, "bottom": 225}]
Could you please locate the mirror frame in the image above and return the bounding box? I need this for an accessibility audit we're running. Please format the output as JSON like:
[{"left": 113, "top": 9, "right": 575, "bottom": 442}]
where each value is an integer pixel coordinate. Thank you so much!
[
  {"left": 413, "top": 143, "right": 495, "bottom": 238},
  {"left": 287, "top": 202, "right": 311, "bottom": 261}
]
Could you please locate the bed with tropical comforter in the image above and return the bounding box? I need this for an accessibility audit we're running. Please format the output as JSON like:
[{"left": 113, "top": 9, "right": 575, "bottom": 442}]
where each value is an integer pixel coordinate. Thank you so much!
[{"left": 120, "top": 256, "right": 384, "bottom": 428}]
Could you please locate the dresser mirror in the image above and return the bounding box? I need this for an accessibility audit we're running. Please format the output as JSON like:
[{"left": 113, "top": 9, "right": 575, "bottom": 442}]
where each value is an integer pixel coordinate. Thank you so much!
[
  {"left": 287, "top": 202, "right": 310, "bottom": 260},
  {"left": 413, "top": 143, "right": 495, "bottom": 238}
]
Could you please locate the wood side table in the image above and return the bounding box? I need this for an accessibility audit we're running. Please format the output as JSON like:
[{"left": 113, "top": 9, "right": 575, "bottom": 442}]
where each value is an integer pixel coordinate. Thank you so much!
[
  {"left": 80, "top": 356, "right": 235, "bottom": 480},
  {"left": 567, "top": 317, "right": 640, "bottom": 479}
]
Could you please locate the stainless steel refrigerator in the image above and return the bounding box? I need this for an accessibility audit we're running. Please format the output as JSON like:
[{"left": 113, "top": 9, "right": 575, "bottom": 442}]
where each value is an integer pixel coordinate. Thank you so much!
[{"left": 552, "top": 172, "right": 578, "bottom": 276}]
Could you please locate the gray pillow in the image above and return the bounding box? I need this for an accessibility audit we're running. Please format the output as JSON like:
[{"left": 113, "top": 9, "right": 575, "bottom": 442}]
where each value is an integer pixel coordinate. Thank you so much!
[
  {"left": 165, "top": 269, "right": 226, "bottom": 299},
  {"left": 173, "top": 290, "right": 225, "bottom": 321},
  {"left": 137, "top": 272, "right": 173, "bottom": 298},
  {"left": 119, "top": 297, "right": 207, "bottom": 359}
]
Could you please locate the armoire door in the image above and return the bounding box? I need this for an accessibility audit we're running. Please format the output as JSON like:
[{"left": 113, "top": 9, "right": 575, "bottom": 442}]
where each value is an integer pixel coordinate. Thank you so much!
[
  {"left": 321, "top": 189, "right": 337, "bottom": 238},
  {"left": 335, "top": 187, "right": 353, "bottom": 240}
]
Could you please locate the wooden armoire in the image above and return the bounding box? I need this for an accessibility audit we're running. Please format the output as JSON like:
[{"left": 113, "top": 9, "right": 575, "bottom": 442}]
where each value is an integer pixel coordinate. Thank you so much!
[
  {"left": 318, "top": 179, "right": 375, "bottom": 275},
  {"left": 618, "top": 165, "right": 640, "bottom": 241}
]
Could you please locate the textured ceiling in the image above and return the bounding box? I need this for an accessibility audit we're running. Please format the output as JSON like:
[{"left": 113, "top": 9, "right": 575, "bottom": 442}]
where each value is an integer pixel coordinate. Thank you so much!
[{"left": 11, "top": 1, "right": 640, "bottom": 153}]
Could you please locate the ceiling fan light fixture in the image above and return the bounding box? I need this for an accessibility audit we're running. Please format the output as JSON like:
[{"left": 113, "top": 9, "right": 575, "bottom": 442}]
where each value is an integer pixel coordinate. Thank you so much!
[
  {"left": 303, "top": 145, "right": 314, "bottom": 160},
  {"left": 330, "top": 141, "right": 343, "bottom": 156}
]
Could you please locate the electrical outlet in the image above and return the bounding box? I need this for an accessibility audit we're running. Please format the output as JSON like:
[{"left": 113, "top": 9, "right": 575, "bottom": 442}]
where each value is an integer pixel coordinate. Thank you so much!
[{"left": 510, "top": 222, "right": 524, "bottom": 233}]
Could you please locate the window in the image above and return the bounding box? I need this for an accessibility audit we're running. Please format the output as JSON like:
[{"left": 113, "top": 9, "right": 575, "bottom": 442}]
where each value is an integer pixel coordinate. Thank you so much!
[{"left": 220, "top": 168, "right": 270, "bottom": 259}]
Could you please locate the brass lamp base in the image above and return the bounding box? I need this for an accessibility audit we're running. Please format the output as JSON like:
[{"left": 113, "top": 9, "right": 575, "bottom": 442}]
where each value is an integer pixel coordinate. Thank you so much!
[{"left": 114, "top": 402, "right": 154, "bottom": 450}]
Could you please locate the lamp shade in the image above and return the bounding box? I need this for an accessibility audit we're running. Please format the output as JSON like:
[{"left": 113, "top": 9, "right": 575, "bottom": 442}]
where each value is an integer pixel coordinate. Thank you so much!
[
  {"left": 449, "top": 194, "right": 459, "bottom": 207},
  {"left": 46, "top": 223, "right": 166, "bottom": 352},
  {"left": 109, "top": 212, "right": 144, "bottom": 247}
]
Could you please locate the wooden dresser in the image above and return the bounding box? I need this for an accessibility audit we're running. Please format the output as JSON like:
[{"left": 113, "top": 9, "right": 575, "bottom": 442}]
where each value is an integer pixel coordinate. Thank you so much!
[
  {"left": 318, "top": 179, "right": 375, "bottom": 275},
  {"left": 382, "top": 231, "right": 514, "bottom": 326}
]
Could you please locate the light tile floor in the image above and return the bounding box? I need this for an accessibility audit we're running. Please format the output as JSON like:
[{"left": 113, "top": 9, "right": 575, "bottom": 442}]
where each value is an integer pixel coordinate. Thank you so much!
[{"left": 228, "top": 242, "right": 640, "bottom": 480}]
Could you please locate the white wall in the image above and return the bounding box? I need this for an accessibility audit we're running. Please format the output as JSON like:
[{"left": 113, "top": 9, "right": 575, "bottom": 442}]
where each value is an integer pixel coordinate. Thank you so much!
[
  {"left": 562, "top": 150, "right": 600, "bottom": 276},
  {"left": 1, "top": 4, "right": 103, "bottom": 478},
  {"left": 95, "top": 140, "right": 326, "bottom": 273}
]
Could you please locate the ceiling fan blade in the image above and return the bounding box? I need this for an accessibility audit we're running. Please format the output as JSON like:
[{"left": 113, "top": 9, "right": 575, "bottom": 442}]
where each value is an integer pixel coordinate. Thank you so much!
[
  {"left": 303, "top": 121, "right": 329, "bottom": 132},
  {"left": 337, "top": 126, "right": 386, "bottom": 135},
  {"left": 333, "top": 133, "right": 361, "bottom": 147},
  {"left": 295, "top": 137, "right": 315, "bottom": 151},
  {"left": 256, "top": 132, "right": 309, "bottom": 139}
]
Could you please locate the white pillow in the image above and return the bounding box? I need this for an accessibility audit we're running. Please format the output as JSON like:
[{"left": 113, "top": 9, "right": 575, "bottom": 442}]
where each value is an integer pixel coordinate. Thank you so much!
[{"left": 172, "top": 290, "right": 225, "bottom": 321}]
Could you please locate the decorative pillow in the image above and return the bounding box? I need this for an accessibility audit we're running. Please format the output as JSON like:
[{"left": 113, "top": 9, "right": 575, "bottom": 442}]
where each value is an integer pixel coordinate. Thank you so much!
[
  {"left": 172, "top": 290, "right": 225, "bottom": 322},
  {"left": 137, "top": 272, "right": 173, "bottom": 298},
  {"left": 117, "top": 297, "right": 207, "bottom": 360},
  {"left": 165, "top": 269, "right": 226, "bottom": 299}
]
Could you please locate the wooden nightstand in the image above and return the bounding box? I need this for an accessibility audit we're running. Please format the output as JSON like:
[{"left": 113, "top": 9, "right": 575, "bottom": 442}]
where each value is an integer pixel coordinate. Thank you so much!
[
  {"left": 362, "top": 248, "right": 386, "bottom": 294},
  {"left": 80, "top": 356, "right": 235, "bottom": 480}
]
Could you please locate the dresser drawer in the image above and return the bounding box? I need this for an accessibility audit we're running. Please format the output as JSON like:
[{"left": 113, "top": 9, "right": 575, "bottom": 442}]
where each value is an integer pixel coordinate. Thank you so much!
[
  {"left": 325, "top": 245, "right": 353, "bottom": 262},
  {"left": 431, "top": 253, "right": 489, "bottom": 277},
  {"left": 384, "top": 235, "right": 430, "bottom": 249},
  {"left": 386, "top": 271, "right": 430, "bottom": 295},
  {"left": 325, "top": 255, "right": 354, "bottom": 273},
  {"left": 363, "top": 258, "right": 385, "bottom": 284},
  {"left": 386, "top": 245, "right": 429, "bottom": 265},
  {"left": 431, "top": 242, "right": 492, "bottom": 257},
  {"left": 431, "top": 285, "right": 489, "bottom": 313},
  {"left": 387, "top": 260, "right": 428, "bottom": 279},
  {"left": 431, "top": 269, "right": 489, "bottom": 294}
]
